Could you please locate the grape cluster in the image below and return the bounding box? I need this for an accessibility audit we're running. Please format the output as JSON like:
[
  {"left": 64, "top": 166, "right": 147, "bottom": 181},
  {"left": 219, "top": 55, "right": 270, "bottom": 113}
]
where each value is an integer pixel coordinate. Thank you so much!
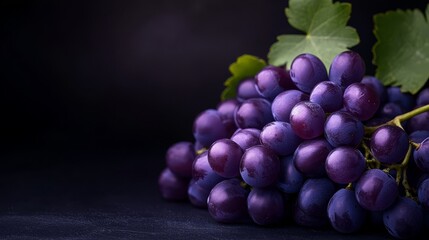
[{"left": 158, "top": 51, "right": 429, "bottom": 239}]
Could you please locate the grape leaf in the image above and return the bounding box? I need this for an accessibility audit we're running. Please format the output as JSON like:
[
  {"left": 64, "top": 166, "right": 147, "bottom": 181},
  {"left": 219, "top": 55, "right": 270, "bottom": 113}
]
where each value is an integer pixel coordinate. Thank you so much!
[
  {"left": 373, "top": 4, "right": 429, "bottom": 94},
  {"left": 221, "top": 55, "right": 266, "bottom": 101},
  {"left": 268, "top": 0, "right": 359, "bottom": 69}
]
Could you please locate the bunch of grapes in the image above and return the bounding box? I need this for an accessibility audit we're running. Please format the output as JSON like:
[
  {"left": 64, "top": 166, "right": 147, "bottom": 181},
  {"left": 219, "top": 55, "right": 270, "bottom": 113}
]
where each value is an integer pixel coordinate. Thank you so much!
[{"left": 158, "top": 51, "right": 429, "bottom": 239}]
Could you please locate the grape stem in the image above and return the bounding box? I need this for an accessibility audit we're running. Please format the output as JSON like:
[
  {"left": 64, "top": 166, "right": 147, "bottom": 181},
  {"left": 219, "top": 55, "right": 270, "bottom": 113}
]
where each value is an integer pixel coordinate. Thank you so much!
[{"left": 364, "top": 104, "right": 429, "bottom": 134}]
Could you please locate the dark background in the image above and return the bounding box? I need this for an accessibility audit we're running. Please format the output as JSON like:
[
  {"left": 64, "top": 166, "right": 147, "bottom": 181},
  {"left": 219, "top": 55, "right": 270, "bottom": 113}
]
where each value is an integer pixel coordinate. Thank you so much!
[{"left": 0, "top": 0, "right": 428, "bottom": 238}]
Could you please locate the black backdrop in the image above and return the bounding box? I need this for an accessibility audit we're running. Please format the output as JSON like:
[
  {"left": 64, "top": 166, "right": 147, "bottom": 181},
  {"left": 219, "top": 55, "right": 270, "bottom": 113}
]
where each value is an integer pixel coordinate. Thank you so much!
[{"left": 0, "top": 0, "right": 428, "bottom": 191}]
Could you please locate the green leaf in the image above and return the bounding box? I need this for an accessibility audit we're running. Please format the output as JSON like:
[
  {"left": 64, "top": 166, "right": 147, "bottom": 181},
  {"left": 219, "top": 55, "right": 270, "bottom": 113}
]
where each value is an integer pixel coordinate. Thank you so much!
[
  {"left": 373, "top": 4, "right": 429, "bottom": 94},
  {"left": 221, "top": 55, "right": 266, "bottom": 101},
  {"left": 268, "top": 0, "right": 359, "bottom": 69}
]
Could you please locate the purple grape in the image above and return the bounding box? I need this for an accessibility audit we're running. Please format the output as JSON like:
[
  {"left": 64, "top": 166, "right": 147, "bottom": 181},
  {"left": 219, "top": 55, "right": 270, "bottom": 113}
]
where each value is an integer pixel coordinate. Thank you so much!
[
  {"left": 361, "top": 76, "right": 387, "bottom": 104},
  {"left": 325, "top": 147, "right": 366, "bottom": 184},
  {"left": 260, "top": 121, "right": 302, "bottom": 156},
  {"left": 192, "top": 151, "right": 225, "bottom": 190},
  {"left": 418, "top": 178, "right": 429, "bottom": 209},
  {"left": 417, "top": 88, "right": 429, "bottom": 106},
  {"left": 240, "top": 145, "right": 280, "bottom": 188},
  {"left": 290, "top": 101, "right": 326, "bottom": 139},
  {"left": 255, "top": 66, "right": 295, "bottom": 100},
  {"left": 271, "top": 89, "right": 309, "bottom": 122},
  {"left": 355, "top": 169, "right": 399, "bottom": 211},
  {"left": 193, "top": 109, "right": 228, "bottom": 147},
  {"left": 329, "top": 51, "right": 365, "bottom": 88},
  {"left": 387, "top": 86, "right": 415, "bottom": 112},
  {"left": 230, "top": 128, "right": 261, "bottom": 150},
  {"left": 309, "top": 81, "right": 343, "bottom": 113},
  {"left": 166, "top": 141, "right": 196, "bottom": 178},
  {"left": 234, "top": 98, "right": 273, "bottom": 129},
  {"left": 343, "top": 82, "right": 380, "bottom": 121},
  {"left": 187, "top": 179, "right": 210, "bottom": 208},
  {"left": 383, "top": 197, "right": 423, "bottom": 239},
  {"left": 217, "top": 99, "right": 240, "bottom": 137},
  {"left": 290, "top": 53, "right": 328, "bottom": 93},
  {"left": 408, "top": 111, "right": 429, "bottom": 132},
  {"left": 414, "top": 138, "right": 429, "bottom": 172},
  {"left": 236, "top": 78, "right": 263, "bottom": 101},
  {"left": 277, "top": 155, "right": 305, "bottom": 194},
  {"left": 324, "top": 111, "right": 364, "bottom": 147},
  {"left": 370, "top": 125, "right": 409, "bottom": 164},
  {"left": 158, "top": 168, "right": 189, "bottom": 201},
  {"left": 296, "top": 178, "right": 336, "bottom": 223},
  {"left": 378, "top": 102, "right": 403, "bottom": 120},
  {"left": 207, "top": 179, "right": 249, "bottom": 223},
  {"left": 207, "top": 139, "right": 243, "bottom": 178},
  {"left": 247, "top": 188, "right": 285, "bottom": 225},
  {"left": 293, "top": 138, "right": 332, "bottom": 178},
  {"left": 327, "top": 189, "right": 366, "bottom": 233},
  {"left": 217, "top": 99, "right": 239, "bottom": 122},
  {"left": 410, "top": 130, "right": 429, "bottom": 143}
]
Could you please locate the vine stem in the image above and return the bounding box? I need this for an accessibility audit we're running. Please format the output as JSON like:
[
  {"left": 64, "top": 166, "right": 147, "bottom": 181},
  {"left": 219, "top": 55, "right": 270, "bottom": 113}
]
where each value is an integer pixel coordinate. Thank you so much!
[{"left": 365, "top": 104, "right": 429, "bottom": 134}]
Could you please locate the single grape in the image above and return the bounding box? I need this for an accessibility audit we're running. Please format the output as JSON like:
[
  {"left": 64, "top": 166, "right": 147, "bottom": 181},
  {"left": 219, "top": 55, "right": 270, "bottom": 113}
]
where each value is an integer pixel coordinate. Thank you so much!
[
  {"left": 234, "top": 98, "right": 273, "bottom": 129},
  {"left": 355, "top": 169, "right": 399, "bottom": 211},
  {"left": 343, "top": 82, "right": 380, "bottom": 121},
  {"left": 192, "top": 151, "right": 225, "bottom": 190},
  {"left": 217, "top": 99, "right": 239, "bottom": 122},
  {"left": 217, "top": 99, "right": 240, "bottom": 137},
  {"left": 327, "top": 188, "right": 366, "bottom": 233},
  {"left": 290, "top": 101, "right": 326, "bottom": 139},
  {"left": 387, "top": 86, "right": 415, "bottom": 112},
  {"left": 165, "top": 141, "right": 196, "bottom": 178},
  {"left": 240, "top": 145, "right": 280, "bottom": 188},
  {"left": 361, "top": 76, "right": 387, "bottom": 104},
  {"left": 370, "top": 125, "right": 409, "bottom": 164},
  {"left": 188, "top": 179, "right": 210, "bottom": 208},
  {"left": 378, "top": 102, "right": 403, "bottom": 120},
  {"left": 247, "top": 188, "right": 285, "bottom": 225},
  {"left": 409, "top": 130, "right": 429, "bottom": 143},
  {"left": 415, "top": 138, "right": 429, "bottom": 173},
  {"left": 230, "top": 128, "right": 261, "bottom": 150},
  {"left": 207, "top": 139, "right": 243, "bottom": 178},
  {"left": 293, "top": 138, "right": 332, "bottom": 178},
  {"left": 329, "top": 51, "right": 365, "bottom": 88},
  {"left": 408, "top": 111, "right": 429, "bottom": 132},
  {"left": 417, "top": 88, "right": 429, "bottom": 106},
  {"left": 296, "top": 178, "right": 336, "bottom": 222},
  {"left": 255, "top": 66, "right": 295, "bottom": 100},
  {"left": 324, "top": 111, "right": 364, "bottom": 147},
  {"left": 277, "top": 155, "right": 305, "bottom": 194},
  {"left": 237, "top": 78, "right": 263, "bottom": 101},
  {"left": 383, "top": 197, "right": 423, "bottom": 239},
  {"left": 290, "top": 53, "right": 328, "bottom": 93},
  {"left": 207, "top": 179, "right": 249, "bottom": 223},
  {"left": 325, "top": 147, "right": 366, "bottom": 184},
  {"left": 193, "top": 109, "right": 228, "bottom": 147},
  {"left": 158, "top": 168, "right": 189, "bottom": 201},
  {"left": 418, "top": 178, "right": 429, "bottom": 209},
  {"left": 309, "top": 81, "right": 343, "bottom": 113},
  {"left": 260, "top": 121, "right": 302, "bottom": 156},
  {"left": 271, "top": 89, "right": 309, "bottom": 122}
]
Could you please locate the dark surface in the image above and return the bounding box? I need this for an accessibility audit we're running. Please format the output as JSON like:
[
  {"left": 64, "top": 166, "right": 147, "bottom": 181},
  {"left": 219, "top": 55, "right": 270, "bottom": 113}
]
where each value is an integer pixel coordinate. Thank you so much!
[{"left": 0, "top": 152, "right": 402, "bottom": 240}]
